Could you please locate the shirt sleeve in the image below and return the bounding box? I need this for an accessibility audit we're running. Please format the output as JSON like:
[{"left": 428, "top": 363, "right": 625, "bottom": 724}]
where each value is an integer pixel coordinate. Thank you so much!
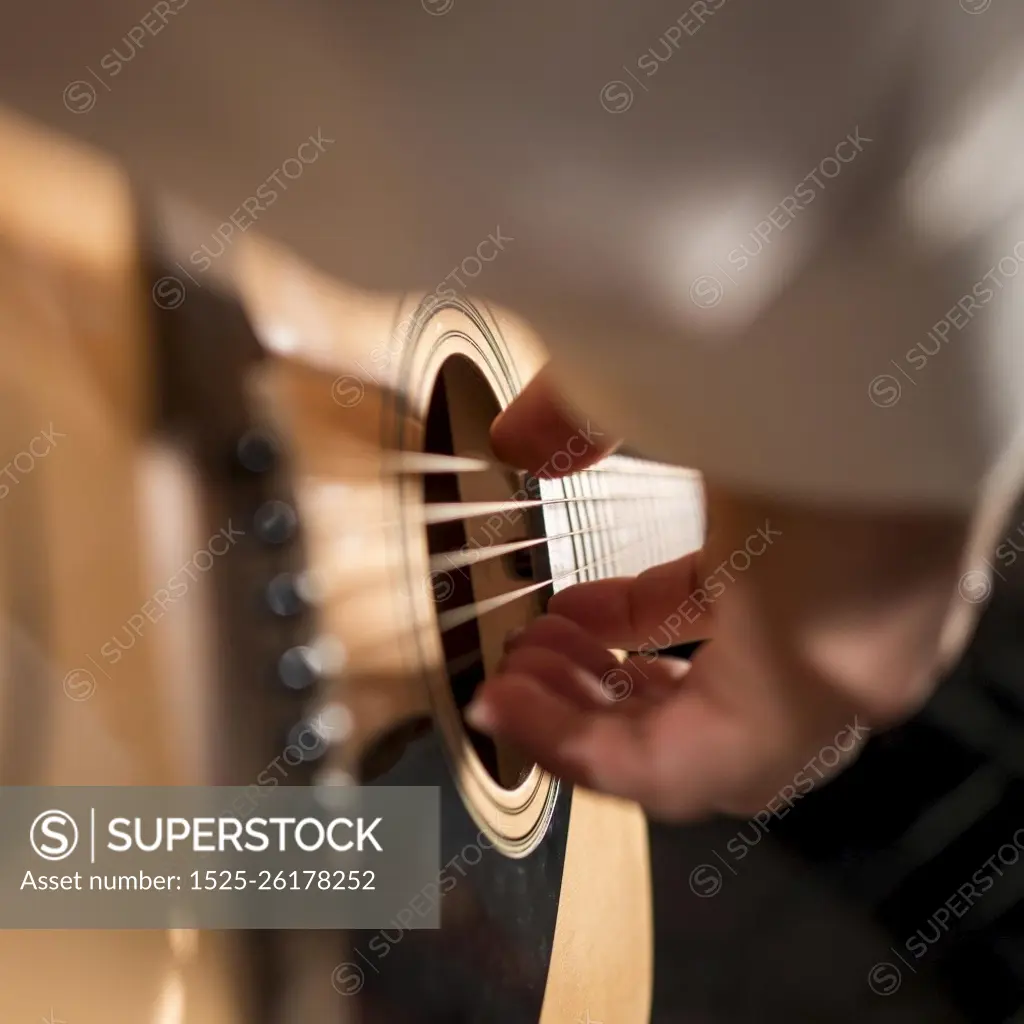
[{"left": 2, "top": 0, "right": 1022, "bottom": 514}]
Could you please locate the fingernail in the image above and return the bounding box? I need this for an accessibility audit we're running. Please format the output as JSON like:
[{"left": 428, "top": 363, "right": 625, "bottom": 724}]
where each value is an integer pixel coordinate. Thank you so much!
[
  {"left": 465, "top": 694, "right": 497, "bottom": 734},
  {"left": 503, "top": 627, "right": 524, "bottom": 650}
]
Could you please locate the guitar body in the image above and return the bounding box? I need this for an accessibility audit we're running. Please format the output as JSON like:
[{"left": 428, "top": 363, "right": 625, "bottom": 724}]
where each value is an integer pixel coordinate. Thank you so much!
[{"left": 0, "top": 107, "right": 703, "bottom": 1023}]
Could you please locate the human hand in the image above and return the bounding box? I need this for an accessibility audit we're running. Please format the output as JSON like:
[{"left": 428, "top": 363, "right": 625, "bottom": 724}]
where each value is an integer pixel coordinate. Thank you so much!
[{"left": 468, "top": 367, "right": 971, "bottom": 820}]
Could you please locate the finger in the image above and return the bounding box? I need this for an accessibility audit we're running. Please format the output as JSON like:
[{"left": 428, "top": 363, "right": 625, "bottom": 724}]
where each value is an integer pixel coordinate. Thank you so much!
[
  {"left": 503, "top": 614, "right": 689, "bottom": 708},
  {"left": 468, "top": 641, "right": 860, "bottom": 820},
  {"left": 620, "top": 653, "right": 692, "bottom": 691},
  {"left": 596, "top": 654, "right": 690, "bottom": 710},
  {"left": 629, "top": 654, "right": 692, "bottom": 684},
  {"left": 466, "top": 670, "right": 740, "bottom": 817},
  {"left": 631, "top": 642, "right": 864, "bottom": 818},
  {"left": 548, "top": 552, "right": 710, "bottom": 650},
  {"left": 490, "top": 365, "right": 617, "bottom": 477},
  {"left": 504, "top": 614, "right": 621, "bottom": 679},
  {"left": 466, "top": 672, "right": 649, "bottom": 787},
  {"left": 496, "top": 645, "right": 608, "bottom": 710}
]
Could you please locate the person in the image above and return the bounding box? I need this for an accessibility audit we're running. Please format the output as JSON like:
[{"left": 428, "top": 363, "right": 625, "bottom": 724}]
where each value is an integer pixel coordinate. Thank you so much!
[{"left": 2, "top": 0, "right": 1022, "bottom": 819}]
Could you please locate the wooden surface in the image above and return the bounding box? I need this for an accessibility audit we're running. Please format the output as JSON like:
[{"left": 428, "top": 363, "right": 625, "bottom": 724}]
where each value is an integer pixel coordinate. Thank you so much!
[{"left": 541, "top": 790, "right": 653, "bottom": 1024}]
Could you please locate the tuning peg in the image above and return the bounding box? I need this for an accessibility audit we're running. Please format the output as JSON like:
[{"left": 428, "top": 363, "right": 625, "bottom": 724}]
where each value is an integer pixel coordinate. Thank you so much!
[
  {"left": 266, "top": 572, "right": 307, "bottom": 617},
  {"left": 277, "top": 637, "right": 347, "bottom": 691},
  {"left": 277, "top": 645, "right": 320, "bottom": 691},
  {"left": 254, "top": 499, "right": 298, "bottom": 544},
  {"left": 235, "top": 429, "right": 279, "bottom": 474}
]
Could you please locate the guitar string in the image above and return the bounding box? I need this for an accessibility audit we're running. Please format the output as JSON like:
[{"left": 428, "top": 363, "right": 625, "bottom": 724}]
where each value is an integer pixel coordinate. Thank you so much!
[
  {"left": 427, "top": 517, "right": 676, "bottom": 572},
  {"left": 300, "top": 512, "right": 691, "bottom": 607},
  {"left": 376, "top": 450, "right": 700, "bottom": 480},
  {"left": 309, "top": 491, "right": 703, "bottom": 534},
  {"left": 423, "top": 463, "right": 699, "bottom": 613},
  {"left": 419, "top": 492, "right": 698, "bottom": 526},
  {"left": 436, "top": 531, "right": 655, "bottom": 634},
  {"left": 444, "top": 646, "right": 485, "bottom": 677},
  {"left": 317, "top": 452, "right": 699, "bottom": 488},
  {"left": 303, "top": 455, "right": 698, "bottom": 633}
]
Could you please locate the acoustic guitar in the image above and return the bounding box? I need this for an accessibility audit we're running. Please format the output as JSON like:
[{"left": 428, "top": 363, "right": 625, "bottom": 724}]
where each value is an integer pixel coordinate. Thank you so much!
[{"left": 0, "top": 107, "right": 703, "bottom": 1024}]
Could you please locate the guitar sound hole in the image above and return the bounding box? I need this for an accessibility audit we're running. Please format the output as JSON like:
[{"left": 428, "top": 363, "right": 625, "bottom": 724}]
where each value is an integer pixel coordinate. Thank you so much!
[{"left": 423, "top": 356, "right": 542, "bottom": 791}]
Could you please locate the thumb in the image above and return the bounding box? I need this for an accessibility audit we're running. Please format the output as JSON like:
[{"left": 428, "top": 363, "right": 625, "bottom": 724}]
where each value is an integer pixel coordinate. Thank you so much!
[{"left": 490, "top": 364, "right": 618, "bottom": 477}]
